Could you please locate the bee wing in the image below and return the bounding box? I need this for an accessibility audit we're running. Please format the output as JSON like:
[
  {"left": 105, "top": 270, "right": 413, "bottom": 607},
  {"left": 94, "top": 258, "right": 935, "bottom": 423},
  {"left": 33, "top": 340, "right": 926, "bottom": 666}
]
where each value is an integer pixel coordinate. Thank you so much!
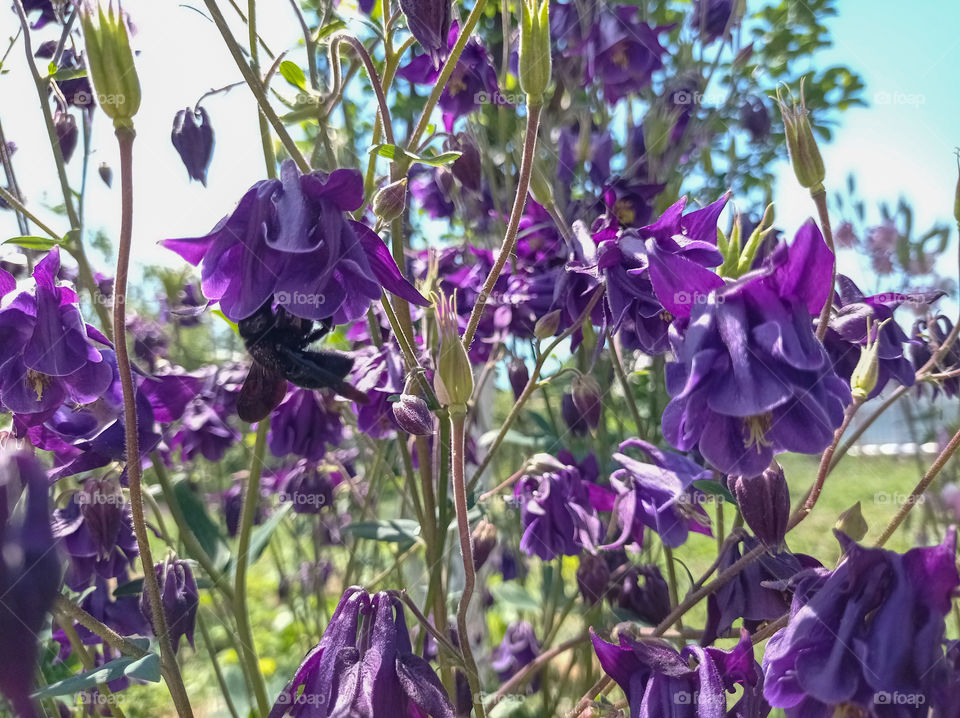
[{"left": 237, "top": 362, "right": 288, "bottom": 423}]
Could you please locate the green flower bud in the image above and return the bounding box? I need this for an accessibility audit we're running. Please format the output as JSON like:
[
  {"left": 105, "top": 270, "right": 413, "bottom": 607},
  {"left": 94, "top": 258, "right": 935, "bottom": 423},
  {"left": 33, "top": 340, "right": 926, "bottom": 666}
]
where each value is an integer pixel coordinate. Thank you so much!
[
  {"left": 80, "top": 1, "right": 141, "bottom": 128},
  {"left": 528, "top": 161, "right": 555, "bottom": 208},
  {"left": 433, "top": 292, "right": 473, "bottom": 416},
  {"left": 372, "top": 178, "right": 408, "bottom": 222},
  {"left": 776, "top": 84, "right": 824, "bottom": 194},
  {"left": 835, "top": 501, "right": 868, "bottom": 542},
  {"left": 533, "top": 309, "right": 561, "bottom": 340},
  {"left": 518, "top": 0, "right": 551, "bottom": 106},
  {"left": 851, "top": 317, "right": 889, "bottom": 401}
]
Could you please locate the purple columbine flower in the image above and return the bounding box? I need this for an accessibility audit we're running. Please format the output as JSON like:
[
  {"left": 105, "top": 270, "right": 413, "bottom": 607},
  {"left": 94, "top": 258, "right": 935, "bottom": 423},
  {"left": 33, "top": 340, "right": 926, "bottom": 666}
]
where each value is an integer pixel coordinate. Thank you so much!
[
  {"left": 51, "top": 476, "right": 139, "bottom": 590},
  {"left": 279, "top": 460, "right": 337, "bottom": 514},
  {"left": 268, "top": 587, "right": 454, "bottom": 717},
  {"left": 691, "top": 0, "right": 734, "bottom": 43},
  {"left": 173, "top": 390, "right": 241, "bottom": 463},
  {"left": 268, "top": 387, "right": 343, "bottom": 461},
  {"left": 590, "top": 194, "right": 729, "bottom": 355},
  {"left": 659, "top": 220, "right": 851, "bottom": 476},
  {"left": 578, "top": 7, "right": 669, "bottom": 105},
  {"left": 0, "top": 452, "right": 62, "bottom": 718},
  {"left": 491, "top": 621, "right": 541, "bottom": 691},
  {"left": 0, "top": 247, "right": 112, "bottom": 422},
  {"left": 513, "top": 454, "right": 610, "bottom": 560},
  {"left": 909, "top": 315, "right": 960, "bottom": 399},
  {"left": 592, "top": 627, "right": 770, "bottom": 717},
  {"left": 763, "top": 529, "right": 959, "bottom": 717},
  {"left": 398, "top": 0, "right": 451, "bottom": 67},
  {"left": 171, "top": 106, "right": 215, "bottom": 185},
  {"left": 607, "top": 438, "right": 713, "bottom": 549},
  {"left": 161, "top": 160, "right": 428, "bottom": 324},
  {"left": 823, "top": 275, "right": 939, "bottom": 399},
  {"left": 349, "top": 344, "right": 406, "bottom": 439},
  {"left": 397, "top": 23, "right": 503, "bottom": 131},
  {"left": 611, "top": 562, "right": 672, "bottom": 625},
  {"left": 140, "top": 556, "right": 199, "bottom": 655}
]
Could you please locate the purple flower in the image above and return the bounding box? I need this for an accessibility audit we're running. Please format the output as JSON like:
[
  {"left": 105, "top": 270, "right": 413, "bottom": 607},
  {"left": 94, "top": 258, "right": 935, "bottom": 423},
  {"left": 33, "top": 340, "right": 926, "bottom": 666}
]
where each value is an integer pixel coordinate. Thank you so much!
[
  {"left": 173, "top": 390, "right": 241, "bottom": 462},
  {"left": 268, "top": 387, "right": 343, "bottom": 461},
  {"left": 398, "top": 0, "right": 451, "bottom": 67},
  {"left": 659, "top": 220, "right": 851, "bottom": 476},
  {"left": 729, "top": 464, "right": 790, "bottom": 548},
  {"left": 51, "top": 477, "right": 138, "bottom": 590},
  {"left": 909, "top": 315, "right": 959, "bottom": 399},
  {"left": 579, "top": 7, "right": 669, "bottom": 104},
  {"left": 409, "top": 167, "right": 456, "bottom": 220},
  {"left": 823, "top": 276, "right": 936, "bottom": 399},
  {"left": 592, "top": 627, "right": 769, "bottom": 717},
  {"left": 607, "top": 438, "right": 713, "bottom": 549},
  {"left": 740, "top": 97, "right": 771, "bottom": 142},
  {"left": 592, "top": 194, "right": 728, "bottom": 354},
  {"left": 161, "top": 160, "right": 428, "bottom": 323},
  {"left": 397, "top": 23, "right": 503, "bottom": 131},
  {"left": 0, "top": 247, "right": 112, "bottom": 421},
  {"left": 0, "top": 453, "right": 62, "bottom": 718},
  {"left": 513, "top": 454, "right": 610, "bottom": 560},
  {"left": 172, "top": 106, "right": 215, "bottom": 185},
  {"left": 763, "top": 529, "right": 959, "bottom": 717},
  {"left": 491, "top": 622, "right": 541, "bottom": 691},
  {"left": 691, "top": 0, "right": 734, "bottom": 43},
  {"left": 141, "top": 556, "right": 199, "bottom": 655},
  {"left": 612, "top": 563, "right": 672, "bottom": 625},
  {"left": 268, "top": 587, "right": 453, "bottom": 717},
  {"left": 279, "top": 460, "right": 337, "bottom": 514},
  {"left": 349, "top": 344, "right": 405, "bottom": 439}
]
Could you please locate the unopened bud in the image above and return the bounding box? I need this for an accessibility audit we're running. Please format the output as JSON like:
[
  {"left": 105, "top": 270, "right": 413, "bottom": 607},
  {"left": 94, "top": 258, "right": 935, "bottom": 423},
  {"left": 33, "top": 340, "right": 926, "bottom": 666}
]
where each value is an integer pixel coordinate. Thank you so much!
[
  {"left": 776, "top": 83, "right": 824, "bottom": 193},
  {"left": 517, "top": 0, "right": 551, "bottom": 105},
  {"left": 528, "top": 161, "right": 555, "bottom": 208},
  {"left": 576, "top": 553, "right": 610, "bottom": 605},
  {"left": 448, "top": 134, "right": 482, "bottom": 193},
  {"left": 373, "top": 178, "right": 408, "bottom": 222},
  {"left": 851, "top": 317, "right": 887, "bottom": 400},
  {"left": 472, "top": 519, "right": 497, "bottom": 570},
  {"left": 98, "top": 161, "right": 113, "bottom": 187},
  {"left": 835, "top": 501, "right": 868, "bottom": 542},
  {"left": 54, "top": 110, "right": 78, "bottom": 163},
  {"left": 571, "top": 374, "right": 602, "bottom": 430},
  {"left": 507, "top": 358, "right": 529, "bottom": 401},
  {"left": 172, "top": 106, "right": 214, "bottom": 185},
  {"left": 533, "top": 309, "right": 561, "bottom": 339},
  {"left": 729, "top": 463, "right": 790, "bottom": 548},
  {"left": 392, "top": 393, "right": 435, "bottom": 435},
  {"left": 433, "top": 292, "right": 473, "bottom": 415}
]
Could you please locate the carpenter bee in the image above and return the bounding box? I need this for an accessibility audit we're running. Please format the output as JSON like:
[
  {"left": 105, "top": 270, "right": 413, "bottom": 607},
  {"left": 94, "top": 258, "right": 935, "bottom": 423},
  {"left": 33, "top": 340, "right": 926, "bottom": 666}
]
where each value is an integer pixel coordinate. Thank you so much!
[{"left": 236, "top": 300, "right": 368, "bottom": 422}]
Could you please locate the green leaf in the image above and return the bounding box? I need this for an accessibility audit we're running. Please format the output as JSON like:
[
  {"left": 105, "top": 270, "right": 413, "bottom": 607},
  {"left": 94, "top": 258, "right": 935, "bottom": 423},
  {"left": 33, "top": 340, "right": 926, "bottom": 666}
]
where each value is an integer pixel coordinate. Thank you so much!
[
  {"left": 112, "top": 578, "right": 144, "bottom": 597},
  {"left": 247, "top": 501, "right": 292, "bottom": 563},
  {"left": 32, "top": 650, "right": 160, "bottom": 698},
  {"left": 345, "top": 519, "right": 421, "bottom": 546},
  {"left": 4, "top": 235, "right": 60, "bottom": 251},
  {"left": 693, "top": 479, "right": 736, "bottom": 504},
  {"left": 171, "top": 479, "right": 227, "bottom": 565},
  {"left": 51, "top": 67, "right": 88, "bottom": 83},
  {"left": 489, "top": 582, "right": 540, "bottom": 613},
  {"left": 316, "top": 20, "right": 347, "bottom": 40},
  {"left": 279, "top": 61, "right": 306, "bottom": 90},
  {"left": 369, "top": 144, "right": 462, "bottom": 167},
  {"left": 211, "top": 309, "right": 240, "bottom": 336}
]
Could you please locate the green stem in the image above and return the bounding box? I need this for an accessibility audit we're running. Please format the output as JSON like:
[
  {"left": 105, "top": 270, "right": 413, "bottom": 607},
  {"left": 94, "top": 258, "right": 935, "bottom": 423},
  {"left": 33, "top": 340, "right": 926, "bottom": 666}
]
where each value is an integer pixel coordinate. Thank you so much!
[
  {"left": 233, "top": 419, "right": 271, "bottom": 716},
  {"left": 812, "top": 190, "right": 835, "bottom": 341},
  {"left": 607, "top": 330, "right": 644, "bottom": 433},
  {"left": 112, "top": 125, "right": 193, "bottom": 717},
  {"left": 197, "top": 613, "right": 241, "bottom": 718}
]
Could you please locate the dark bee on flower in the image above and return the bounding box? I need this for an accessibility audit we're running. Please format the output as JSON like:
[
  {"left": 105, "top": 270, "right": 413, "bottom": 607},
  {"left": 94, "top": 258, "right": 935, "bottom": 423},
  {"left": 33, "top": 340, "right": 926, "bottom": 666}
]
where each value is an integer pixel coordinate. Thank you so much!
[{"left": 236, "top": 300, "right": 368, "bottom": 422}]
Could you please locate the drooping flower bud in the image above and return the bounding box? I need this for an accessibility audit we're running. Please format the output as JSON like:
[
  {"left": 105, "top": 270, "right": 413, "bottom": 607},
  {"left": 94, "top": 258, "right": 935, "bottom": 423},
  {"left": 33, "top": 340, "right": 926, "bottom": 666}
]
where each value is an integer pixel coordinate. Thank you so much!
[
  {"left": 533, "top": 309, "right": 561, "bottom": 339},
  {"left": 448, "top": 134, "right": 482, "bottom": 193},
  {"left": 739, "top": 97, "right": 770, "bottom": 142},
  {"left": 471, "top": 518, "right": 497, "bottom": 570},
  {"left": 171, "top": 106, "right": 214, "bottom": 185},
  {"left": 372, "top": 177, "right": 408, "bottom": 222},
  {"left": 54, "top": 110, "right": 78, "bottom": 163},
  {"left": 729, "top": 463, "right": 790, "bottom": 548},
  {"left": 835, "top": 501, "right": 868, "bottom": 542},
  {"left": 571, "top": 374, "right": 602, "bottom": 430},
  {"left": 98, "top": 161, "right": 113, "bottom": 187},
  {"left": 433, "top": 292, "right": 473, "bottom": 416},
  {"left": 454, "top": 670, "right": 473, "bottom": 718},
  {"left": 850, "top": 317, "right": 888, "bottom": 401},
  {"left": 398, "top": 0, "right": 451, "bottom": 68},
  {"left": 776, "top": 83, "right": 825, "bottom": 193},
  {"left": 393, "top": 393, "right": 435, "bottom": 435},
  {"left": 614, "top": 564, "right": 672, "bottom": 624},
  {"left": 561, "top": 393, "right": 589, "bottom": 436},
  {"left": 507, "top": 358, "right": 529, "bottom": 401},
  {"left": 140, "top": 555, "right": 199, "bottom": 654},
  {"left": 517, "top": 0, "right": 551, "bottom": 105},
  {"left": 80, "top": 1, "right": 141, "bottom": 127},
  {"left": 576, "top": 553, "right": 610, "bottom": 605}
]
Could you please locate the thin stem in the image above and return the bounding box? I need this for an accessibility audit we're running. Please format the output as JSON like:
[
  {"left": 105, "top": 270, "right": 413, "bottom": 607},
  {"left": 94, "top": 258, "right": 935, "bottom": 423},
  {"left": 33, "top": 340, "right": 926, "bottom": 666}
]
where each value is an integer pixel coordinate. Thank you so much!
[
  {"left": 487, "top": 633, "right": 589, "bottom": 709},
  {"left": 54, "top": 614, "right": 128, "bottom": 718},
  {"left": 233, "top": 419, "right": 271, "bottom": 717},
  {"left": 463, "top": 104, "right": 542, "bottom": 350},
  {"left": 112, "top": 126, "right": 193, "bottom": 717},
  {"left": 830, "top": 385, "right": 907, "bottom": 471},
  {"left": 0, "top": 185, "right": 60, "bottom": 238},
  {"left": 812, "top": 190, "right": 835, "bottom": 341},
  {"left": 337, "top": 35, "right": 395, "bottom": 146},
  {"left": 53, "top": 595, "right": 149, "bottom": 660},
  {"left": 608, "top": 330, "right": 644, "bottom": 432},
  {"left": 197, "top": 613, "right": 241, "bottom": 718},
  {"left": 662, "top": 545, "right": 683, "bottom": 631},
  {"left": 451, "top": 414, "right": 485, "bottom": 718},
  {"left": 875, "top": 427, "right": 960, "bottom": 547}
]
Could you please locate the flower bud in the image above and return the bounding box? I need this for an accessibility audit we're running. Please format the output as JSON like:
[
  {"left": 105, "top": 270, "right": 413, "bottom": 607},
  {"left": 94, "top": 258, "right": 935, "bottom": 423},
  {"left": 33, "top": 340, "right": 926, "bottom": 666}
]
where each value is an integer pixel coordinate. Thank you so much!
[
  {"left": 835, "top": 501, "right": 868, "bottom": 542},
  {"left": 80, "top": 2, "right": 141, "bottom": 127},
  {"left": 54, "top": 110, "right": 78, "bottom": 163},
  {"left": 98, "top": 161, "right": 113, "bottom": 187},
  {"left": 454, "top": 670, "right": 473, "bottom": 718},
  {"left": 729, "top": 464, "right": 790, "bottom": 548},
  {"left": 471, "top": 518, "right": 497, "bottom": 570},
  {"left": 507, "top": 358, "right": 529, "bottom": 401},
  {"left": 448, "top": 134, "right": 482, "bottom": 193},
  {"left": 533, "top": 309, "right": 561, "bottom": 339},
  {"left": 561, "top": 393, "right": 589, "bottom": 436},
  {"left": 776, "top": 84, "right": 825, "bottom": 193},
  {"left": 171, "top": 106, "right": 214, "bottom": 185},
  {"left": 518, "top": 0, "right": 551, "bottom": 105},
  {"left": 571, "top": 374, "right": 602, "bottom": 430},
  {"left": 851, "top": 317, "right": 887, "bottom": 401},
  {"left": 615, "top": 564, "right": 671, "bottom": 624},
  {"left": 739, "top": 97, "right": 770, "bottom": 143},
  {"left": 140, "top": 556, "right": 199, "bottom": 654},
  {"left": 433, "top": 293, "right": 473, "bottom": 415},
  {"left": 528, "top": 161, "right": 555, "bottom": 208},
  {"left": 576, "top": 553, "right": 610, "bottom": 605},
  {"left": 398, "top": 0, "right": 451, "bottom": 68},
  {"left": 393, "top": 393, "right": 435, "bottom": 435},
  {"left": 372, "top": 178, "right": 408, "bottom": 222}
]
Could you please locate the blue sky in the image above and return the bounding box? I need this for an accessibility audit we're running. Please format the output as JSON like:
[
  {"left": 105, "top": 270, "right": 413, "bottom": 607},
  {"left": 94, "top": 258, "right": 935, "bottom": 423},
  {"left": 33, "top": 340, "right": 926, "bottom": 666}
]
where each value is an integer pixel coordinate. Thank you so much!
[{"left": 1, "top": 0, "right": 958, "bottom": 290}]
